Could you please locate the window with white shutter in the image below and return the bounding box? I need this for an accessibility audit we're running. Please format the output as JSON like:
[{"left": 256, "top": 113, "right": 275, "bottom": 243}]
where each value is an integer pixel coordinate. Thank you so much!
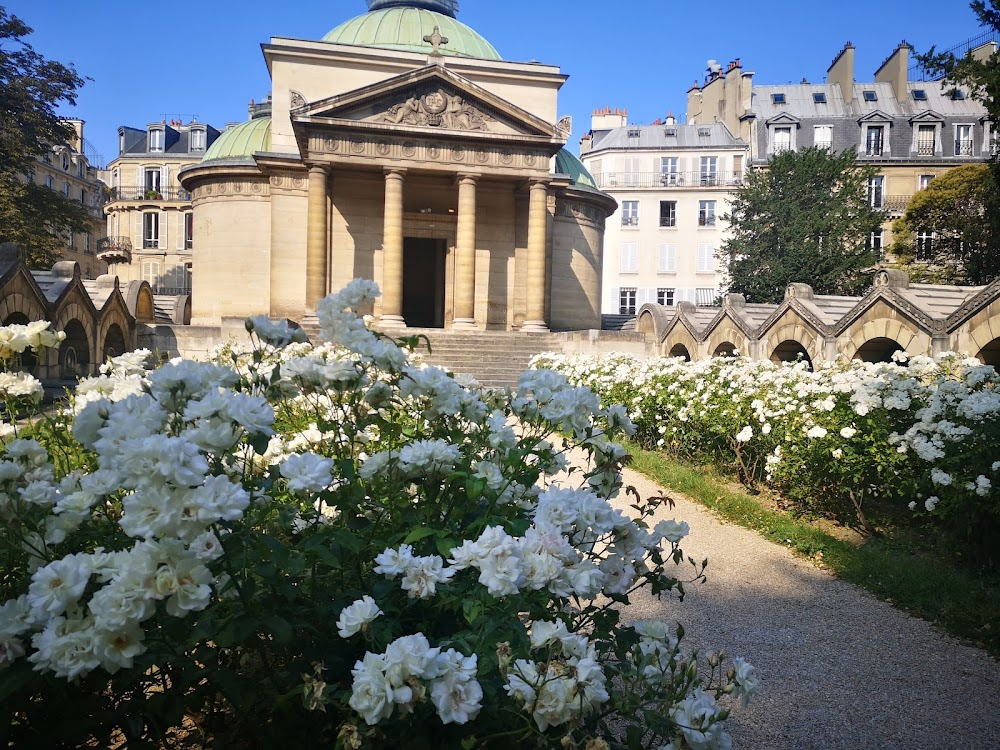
[
  {"left": 658, "top": 243, "right": 677, "bottom": 273},
  {"left": 619, "top": 243, "right": 639, "bottom": 273},
  {"left": 696, "top": 288, "right": 717, "bottom": 306},
  {"left": 143, "top": 212, "right": 159, "bottom": 249},
  {"left": 697, "top": 243, "right": 715, "bottom": 273}
]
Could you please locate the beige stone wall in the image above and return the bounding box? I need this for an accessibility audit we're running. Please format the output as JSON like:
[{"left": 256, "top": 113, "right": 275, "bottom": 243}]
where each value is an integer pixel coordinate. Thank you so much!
[
  {"left": 550, "top": 194, "right": 604, "bottom": 331},
  {"left": 189, "top": 181, "right": 271, "bottom": 324},
  {"left": 269, "top": 175, "right": 310, "bottom": 319}
]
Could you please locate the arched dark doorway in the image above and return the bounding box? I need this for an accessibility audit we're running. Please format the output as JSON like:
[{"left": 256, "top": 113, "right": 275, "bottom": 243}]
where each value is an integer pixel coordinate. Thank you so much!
[
  {"left": 771, "top": 340, "right": 813, "bottom": 368},
  {"left": 58, "top": 319, "right": 91, "bottom": 380},
  {"left": 853, "top": 337, "right": 904, "bottom": 363},
  {"left": 668, "top": 343, "right": 691, "bottom": 362},
  {"left": 102, "top": 323, "right": 127, "bottom": 363},
  {"left": 2, "top": 312, "right": 38, "bottom": 372},
  {"left": 977, "top": 337, "right": 1000, "bottom": 369},
  {"left": 713, "top": 342, "right": 738, "bottom": 357}
]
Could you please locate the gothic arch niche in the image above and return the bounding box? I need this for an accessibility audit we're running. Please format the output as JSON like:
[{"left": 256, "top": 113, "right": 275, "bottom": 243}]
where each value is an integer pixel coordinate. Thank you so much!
[
  {"left": 853, "top": 336, "right": 904, "bottom": 363},
  {"left": 102, "top": 323, "right": 127, "bottom": 362},
  {"left": 977, "top": 337, "right": 1000, "bottom": 368},
  {"left": 771, "top": 340, "right": 813, "bottom": 368},
  {"left": 58, "top": 319, "right": 91, "bottom": 380},
  {"left": 1, "top": 312, "right": 37, "bottom": 372},
  {"left": 713, "top": 342, "right": 738, "bottom": 357},
  {"left": 668, "top": 343, "right": 691, "bottom": 361}
]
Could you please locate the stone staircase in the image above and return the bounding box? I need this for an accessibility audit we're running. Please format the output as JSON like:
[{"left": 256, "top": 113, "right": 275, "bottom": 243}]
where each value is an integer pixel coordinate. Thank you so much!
[{"left": 297, "top": 319, "right": 560, "bottom": 388}]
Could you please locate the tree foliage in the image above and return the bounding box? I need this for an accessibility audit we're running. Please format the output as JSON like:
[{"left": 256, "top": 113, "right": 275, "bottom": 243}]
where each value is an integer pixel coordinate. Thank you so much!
[
  {"left": 891, "top": 164, "right": 998, "bottom": 284},
  {"left": 721, "top": 147, "right": 883, "bottom": 304},
  {"left": 0, "top": 7, "right": 91, "bottom": 268},
  {"left": 913, "top": 1, "right": 1000, "bottom": 284}
]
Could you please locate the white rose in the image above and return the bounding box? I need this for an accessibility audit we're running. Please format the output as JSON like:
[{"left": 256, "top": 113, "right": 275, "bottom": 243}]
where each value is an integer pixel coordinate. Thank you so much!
[
  {"left": 349, "top": 653, "right": 394, "bottom": 726},
  {"left": 337, "top": 596, "right": 383, "bottom": 638}
]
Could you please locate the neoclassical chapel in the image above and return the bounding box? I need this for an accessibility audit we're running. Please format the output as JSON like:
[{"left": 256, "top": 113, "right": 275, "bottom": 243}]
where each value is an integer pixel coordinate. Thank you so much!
[{"left": 179, "top": 0, "right": 616, "bottom": 331}]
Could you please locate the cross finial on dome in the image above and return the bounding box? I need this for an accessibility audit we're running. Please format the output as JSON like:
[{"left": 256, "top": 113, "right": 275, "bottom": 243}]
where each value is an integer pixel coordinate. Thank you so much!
[
  {"left": 366, "top": 0, "right": 459, "bottom": 18},
  {"left": 423, "top": 25, "right": 449, "bottom": 56}
]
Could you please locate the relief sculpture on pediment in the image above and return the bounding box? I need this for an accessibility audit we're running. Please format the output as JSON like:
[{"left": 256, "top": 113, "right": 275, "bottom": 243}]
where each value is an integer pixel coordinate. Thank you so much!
[{"left": 379, "top": 87, "right": 492, "bottom": 132}]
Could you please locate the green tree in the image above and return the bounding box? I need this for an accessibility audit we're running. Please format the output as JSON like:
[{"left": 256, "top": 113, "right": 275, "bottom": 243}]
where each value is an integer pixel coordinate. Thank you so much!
[
  {"left": 0, "top": 7, "right": 91, "bottom": 268},
  {"left": 890, "top": 165, "right": 998, "bottom": 284},
  {"left": 721, "top": 147, "right": 882, "bottom": 304},
  {"left": 914, "top": 1, "right": 1000, "bottom": 283}
]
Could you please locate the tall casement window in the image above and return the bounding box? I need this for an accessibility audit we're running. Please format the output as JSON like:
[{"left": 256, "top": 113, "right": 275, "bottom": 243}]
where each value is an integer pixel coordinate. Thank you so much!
[
  {"left": 700, "top": 156, "right": 718, "bottom": 186},
  {"left": 185, "top": 213, "right": 194, "bottom": 249},
  {"left": 621, "top": 201, "right": 639, "bottom": 227},
  {"left": 772, "top": 127, "right": 792, "bottom": 153},
  {"left": 814, "top": 125, "right": 833, "bottom": 150},
  {"left": 145, "top": 168, "right": 162, "bottom": 194},
  {"left": 141, "top": 260, "right": 160, "bottom": 288},
  {"left": 868, "top": 176, "right": 885, "bottom": 209},
  {"left": 619, "top": 243, "right": 639, "bottom": 273},
  {"left": 917, "top": 229, "right": 935, "bottom": 254},
  {"left": 659, "top": 201, "right": 677, "bottom": 227},
  {"left": 660, "top": 157, "right": 679, "bottom": 185},
  {"left": 657, "top": 288, "right": 675, "bottom": 306},
  {"left": 865, "top": 126, "right": 885, "bottom": 156},
  {"left": 619, "top": 287, "right": 637, "bottom": 315},
  {"left": 867, "top": 230, "right": 884, "bottom": 253},
  {"left": 143, "top": 212, "right": 160, "bottom": 249},
  {"left": 986, "top": 122, "right": 998, "bottom": 156},
  {"left": 955, "top": 124, "right": 973, "bottom": 155},
  {"left": 916, "top": 124, "right": 936, "bottom": 155},
  {"left": 149, "top": 128, "right": 164, "bottom": 153},
  {"left": 698, "top": 200, "right": 716, "bottom": 227},
  {"left": 918, "top": 174, "right": 934, "bottom": 190},
  {"left": 190, "top": 128, "right": 206, "bottom": 152},
  {"left": 623, "top": 157, "right": 640, "bottom": 187}
]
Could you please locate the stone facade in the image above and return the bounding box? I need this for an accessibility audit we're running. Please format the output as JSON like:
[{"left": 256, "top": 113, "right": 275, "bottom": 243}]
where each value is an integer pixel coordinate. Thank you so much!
[{"left": 178, "top": 2, "right": 616, "bottom": 333}]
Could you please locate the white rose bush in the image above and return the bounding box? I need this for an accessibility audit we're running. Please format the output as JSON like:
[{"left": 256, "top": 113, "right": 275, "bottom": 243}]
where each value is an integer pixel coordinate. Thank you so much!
[
  {"left": 532, "top": 351, "right": 999, "bottom": 565},
  {"left": 0, "top": 282, "right": 756, "bottom": 749}
]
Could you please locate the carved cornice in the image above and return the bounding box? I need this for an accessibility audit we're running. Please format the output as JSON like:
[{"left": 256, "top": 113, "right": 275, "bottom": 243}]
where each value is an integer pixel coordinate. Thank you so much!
[{"left": 191, "top": 179, "right": 270, "bottom": 200}]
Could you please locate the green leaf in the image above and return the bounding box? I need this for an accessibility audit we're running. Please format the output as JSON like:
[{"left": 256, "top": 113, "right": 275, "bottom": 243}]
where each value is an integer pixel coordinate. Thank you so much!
[{"left": 403, "top": 526, "right": 438, "bottom": 544}]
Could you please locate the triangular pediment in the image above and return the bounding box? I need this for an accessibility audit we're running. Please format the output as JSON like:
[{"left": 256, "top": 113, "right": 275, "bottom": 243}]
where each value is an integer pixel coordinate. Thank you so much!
[
  {"left": 764, "top": 112, "right": 801, "bottom": 126},
  {"left": 294, "top": 65, "right": 558, "bottom": 139},
  {"left": 857, "top": 109, "right": 893, "bottom": 124},
  {"left": 908, "top": 109, "right": 945, "bottom": 124}
]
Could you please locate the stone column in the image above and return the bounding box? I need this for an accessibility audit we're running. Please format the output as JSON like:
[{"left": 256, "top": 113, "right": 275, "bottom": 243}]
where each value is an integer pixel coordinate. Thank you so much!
[
  {"left": 522, "top": 179, "right": 550, "bottom": 332},
  {"left": 452, "top": 174, "right": 478, "bottom": 330},
  {"left": 305, "top": 165, "right": 329, "bottom": 309},
  {"left": 381, "top": 168, "right": 406, "bottom": 326}
]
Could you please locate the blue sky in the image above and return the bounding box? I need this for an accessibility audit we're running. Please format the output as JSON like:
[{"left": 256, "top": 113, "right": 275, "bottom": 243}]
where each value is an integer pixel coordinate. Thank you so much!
[{"left": 5, "top": 0, "right": 993, "bottom": 167}]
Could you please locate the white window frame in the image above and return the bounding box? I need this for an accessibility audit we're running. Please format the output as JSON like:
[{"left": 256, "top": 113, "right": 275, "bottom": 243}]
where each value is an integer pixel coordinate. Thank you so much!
[
  {"left": 619, "top": 287, "right": 637, "bottom": 315},
  {"left": 955, "top": 123, "right": 973, "bottom": 156},
  {"left": 868, "top": 230, "right": 884, "bottom": 253},
  {"left": 143, "top": 212, "right": 160, "bottom": 249},
  {"left": 44, "top": 175, "right": 53, "bottom": 189},
  {"left": 144, "top": 167, "right": 162, "bottom": 194},
  {"left": 622, "top": 157, "right": 640, "bottom": 187},
  {"left": 864, "top": 124, "right": 887, "bottom": 157},
  {"left": 185, "top": 213, "right": 194, "bottom": 250},
  {"left": 698, "top": 200, "right": 716, "bottom": 227},
  {"left": 868, "top": 176, "right": 885, "bottom": 209},
  {"left": 619, "top": 242, "right": 639, "bottom": 273},
  {"left": 658, "top": 243, "right": 677, "bottom": 273},
  {"left": 659, "top": 200, "right": 676, "bottom": 228},
  {"left": 190, "top": 128, "right": 206, "bottom": 152},
  {"left": 916, "top": 229, "right": 935, "bottom": 254},
  {"left": 62, "top": 182, "right": 70, "bottom": 196},
  {"left": 660, "top": 157, "right": 679, "bottom": 185},
  {"left": 697, "top": 243, "right": 716, "bottom": 273},
  {"left": 149, "top": 127, "right": 165, "bottom": 153},
  {"left": 813, "top": 125, "right": 833, "bottom": 150},
  {"left": 914, "top": 123, "right": 938, "bottom": 156},
  {"left": 918, "top": 174, "right": 934, "bottom": 190},
  {"left": 985, "top": 122, "right": 997, "bottom": 156},
  {"left": 657, "top": 288, "right": 675, "bottom": 306},
  {"left": 141, "top": 260, "right": 160, "bottom": 288},
  {"left": 700, "top": 156, "right": 718, "bottom": 186},
  {"left": 771, "top": 126, "right": 793, "bottom": 154},
  {"left": 621, "top": 201, "right": 639, "bottom": 227}
]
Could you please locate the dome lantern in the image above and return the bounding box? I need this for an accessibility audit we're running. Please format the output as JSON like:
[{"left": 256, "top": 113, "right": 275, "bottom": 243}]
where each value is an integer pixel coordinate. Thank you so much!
[{"left": 366, "top": 0, "right": 458, "bottom": 18}]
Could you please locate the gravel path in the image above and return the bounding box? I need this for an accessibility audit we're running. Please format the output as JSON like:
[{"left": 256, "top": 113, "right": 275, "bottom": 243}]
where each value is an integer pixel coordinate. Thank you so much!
[{"left": 613, "top": 465, "right": 1000, "bottom": 750}]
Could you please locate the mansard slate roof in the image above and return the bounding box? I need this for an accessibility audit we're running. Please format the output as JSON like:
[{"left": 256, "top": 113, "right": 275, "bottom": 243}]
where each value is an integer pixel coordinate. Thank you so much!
[{"left": 590, "top": 121, "right": 745, "bottom": 151}]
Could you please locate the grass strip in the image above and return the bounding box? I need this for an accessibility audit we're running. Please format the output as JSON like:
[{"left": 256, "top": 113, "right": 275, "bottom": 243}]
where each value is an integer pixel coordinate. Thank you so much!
[{"left": 624, "top": 440, "right": 1000, "bottom": 658}]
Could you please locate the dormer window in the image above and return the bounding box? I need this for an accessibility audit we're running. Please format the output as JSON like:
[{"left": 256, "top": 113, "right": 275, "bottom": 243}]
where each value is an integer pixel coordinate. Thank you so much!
[
  {"left": 863, "top": 90, "right": 878, "bottom": 102},
  {"left": 813, "top": 93, "right": 827, "bottom": 104},
  {"left": 664, "top": 127, "right": 677, "bottom": 137},
  {"left": 627, "top": 128, "right": 641, "bottom": 138},
  {"left": 950, "top": 88, "right": 966, "bottom": 101},
  {"left": 771, "top": 93, "right": 786, "bottom": 105},
  {"left": 697, "top": 126, "right": 711, "bottom": 137},
  {"left": 190, "top": 128, "right": 206, "bottom": 151},
  {"left": 912, "top": 89, "right": 928, "bottom": 101},
  {"left": 62, "top": 152, "right": 70, "bottom": 170},
  {"left": 149, "top": 127, "right": 165, "bottom": 152}
]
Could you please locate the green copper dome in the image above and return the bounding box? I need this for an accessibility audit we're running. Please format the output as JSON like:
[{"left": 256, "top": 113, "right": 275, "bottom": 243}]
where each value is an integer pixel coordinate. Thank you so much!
[
  {"left": 322, "top": 7, "right": 501, "bottom": 61},
  {"left": 202, "top": 117, "right": 272, "bottom": 163},
  {"left": 555, "top": 149, "right": 598, "bottom": 190}
]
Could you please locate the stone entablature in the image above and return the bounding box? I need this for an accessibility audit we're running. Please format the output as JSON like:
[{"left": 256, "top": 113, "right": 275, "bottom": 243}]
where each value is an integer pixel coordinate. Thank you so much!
[{"left": 636, "top": 271, "right": 1000, "bottom": 366}]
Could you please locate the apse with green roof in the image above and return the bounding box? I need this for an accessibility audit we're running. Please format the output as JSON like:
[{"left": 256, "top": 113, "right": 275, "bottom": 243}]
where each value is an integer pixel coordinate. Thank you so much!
[
  {"left": 201, "top": 116, "right": 272, "bottom": 164},
  {"left": 323, "top": 0, "right": 501, "bottom": 61}
]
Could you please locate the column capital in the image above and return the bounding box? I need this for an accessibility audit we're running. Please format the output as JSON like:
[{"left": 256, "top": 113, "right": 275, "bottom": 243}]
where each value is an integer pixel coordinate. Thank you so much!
[
  {"left": 384, "top": 167, "right": 407, "bottom": 179},
  {"left": 455, "top": 172, "right": 480, "bottom": 185},
  {"left": 306, "top": 163, "right": 329, "bottom": 175},
  {"left": 528, "top": 177, "right": 551, "bottom": 189}
]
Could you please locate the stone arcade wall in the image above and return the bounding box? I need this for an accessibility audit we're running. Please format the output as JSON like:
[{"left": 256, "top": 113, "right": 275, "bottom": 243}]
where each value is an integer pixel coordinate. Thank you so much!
[{"left": 636, "top": 270, "right": 1000, "bottom": 366}]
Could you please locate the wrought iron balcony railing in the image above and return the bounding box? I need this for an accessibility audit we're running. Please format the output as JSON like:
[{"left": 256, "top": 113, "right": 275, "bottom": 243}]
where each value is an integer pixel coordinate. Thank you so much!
[
  {"left": 880, "top": 195, "right": 911, "bottom": 214},
  {"left": 593, "top": 171, "right": 743, "bottom": 190},
  {"left": 97, "top": 236, "right": 133, "bottom": 265},
  {"left": 106, "top": 187, "right": 192, "bottom": 203}
]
